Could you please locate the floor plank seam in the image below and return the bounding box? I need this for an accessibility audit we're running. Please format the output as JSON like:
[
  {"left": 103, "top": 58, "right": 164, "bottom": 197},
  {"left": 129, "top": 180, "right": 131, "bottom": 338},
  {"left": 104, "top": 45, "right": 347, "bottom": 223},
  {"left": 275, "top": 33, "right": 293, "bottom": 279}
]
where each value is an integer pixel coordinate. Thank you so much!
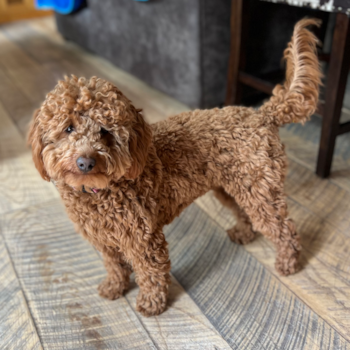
[
  {"left": 0, "top": 26, "right": 45, "bottom": 68},
  {"left": 0, "top": 67, "right": 38, "bottom": 136},
  {"left": 286, "top": 152, "right": 350, "bottom": 196},
  {"left": 124, "top": 297, "right": 160, "bottom": 350},
  {"left": 0, "top": 197, "right": 60, "bottom": 217},
  {"left": 192, "top": 202, "right": 350, "bottom": 345},
  {"left": 286, "top": 195, "right": 350, "bottom": 237},
  {"left": 0, "top": 74, "right": 31, "bottom": 137},
  {"left": 92, "top": 246, "right": 159, "bottom": 350},
  {"left": 0, "top": 230, "right": 44, "bottom": 349},
  {"left": 170, "top": 274, "right": 233, "bottom": 348}
]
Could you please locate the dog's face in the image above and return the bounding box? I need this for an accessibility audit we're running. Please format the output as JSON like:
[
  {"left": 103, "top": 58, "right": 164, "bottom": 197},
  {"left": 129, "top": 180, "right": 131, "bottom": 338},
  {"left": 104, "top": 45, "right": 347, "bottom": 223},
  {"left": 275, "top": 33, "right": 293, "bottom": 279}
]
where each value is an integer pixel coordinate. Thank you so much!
[{"left": 28, "top": 76, "right": 151, "bottom": 193}]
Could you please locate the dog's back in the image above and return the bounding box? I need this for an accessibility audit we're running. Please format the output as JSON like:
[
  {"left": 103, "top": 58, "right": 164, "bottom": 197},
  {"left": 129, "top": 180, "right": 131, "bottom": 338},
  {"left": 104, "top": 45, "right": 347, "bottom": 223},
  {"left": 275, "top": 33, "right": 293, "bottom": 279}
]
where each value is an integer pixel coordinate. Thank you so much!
[{"left": 151, "top": 18, "right": 322, "bottom": 224}]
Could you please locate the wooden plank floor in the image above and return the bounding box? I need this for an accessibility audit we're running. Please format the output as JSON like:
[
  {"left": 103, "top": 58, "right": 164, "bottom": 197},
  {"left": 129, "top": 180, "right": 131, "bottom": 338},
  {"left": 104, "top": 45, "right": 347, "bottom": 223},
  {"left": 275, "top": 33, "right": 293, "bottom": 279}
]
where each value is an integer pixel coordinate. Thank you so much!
[{"left": 0, "top": 16, "right": 350, "bottom": 350}]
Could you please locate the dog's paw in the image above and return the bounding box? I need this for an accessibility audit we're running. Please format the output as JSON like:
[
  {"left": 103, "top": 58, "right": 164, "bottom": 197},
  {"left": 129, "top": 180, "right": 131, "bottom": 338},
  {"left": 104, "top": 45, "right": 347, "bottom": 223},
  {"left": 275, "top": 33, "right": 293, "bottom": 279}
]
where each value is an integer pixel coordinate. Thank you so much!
[
  {"left": 227, "top": 226, "right": 256, "bottom": 245},
  {"left": 98, "top": 278, "right": 127, "bottom": 300},
  {"left": 275, "top": 253, "right": 300, "bottom": 276},
  {"left": 136, "top": 290, "right": 167, "bottom": 317}
]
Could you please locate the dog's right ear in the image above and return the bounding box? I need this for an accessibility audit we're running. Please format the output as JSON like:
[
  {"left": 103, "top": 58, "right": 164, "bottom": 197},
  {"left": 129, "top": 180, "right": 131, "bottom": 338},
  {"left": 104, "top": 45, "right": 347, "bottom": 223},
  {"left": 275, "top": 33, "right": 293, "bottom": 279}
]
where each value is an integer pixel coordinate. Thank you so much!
[{"left": 27, "top": 109, "right": 50, "bottom": 181}]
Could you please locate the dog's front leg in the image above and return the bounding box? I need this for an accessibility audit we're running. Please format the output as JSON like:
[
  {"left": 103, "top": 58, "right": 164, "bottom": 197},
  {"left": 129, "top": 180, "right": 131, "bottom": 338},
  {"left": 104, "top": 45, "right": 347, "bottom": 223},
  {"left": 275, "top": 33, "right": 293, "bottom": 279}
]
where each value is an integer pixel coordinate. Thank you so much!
[
  {"left": 131, "top": 228, "right": 171, "bottom": 317},
  {"left": 98, "top": 247, "right": 133, "bottom": 300}
]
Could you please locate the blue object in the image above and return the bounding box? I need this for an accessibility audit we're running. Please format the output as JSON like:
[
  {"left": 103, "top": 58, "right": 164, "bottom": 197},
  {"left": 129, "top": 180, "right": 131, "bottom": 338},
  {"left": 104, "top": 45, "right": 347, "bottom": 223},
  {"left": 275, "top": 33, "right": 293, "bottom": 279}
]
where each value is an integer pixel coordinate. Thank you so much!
[{"left": 35, "top": 0, "right": 84, "bottom": 15}]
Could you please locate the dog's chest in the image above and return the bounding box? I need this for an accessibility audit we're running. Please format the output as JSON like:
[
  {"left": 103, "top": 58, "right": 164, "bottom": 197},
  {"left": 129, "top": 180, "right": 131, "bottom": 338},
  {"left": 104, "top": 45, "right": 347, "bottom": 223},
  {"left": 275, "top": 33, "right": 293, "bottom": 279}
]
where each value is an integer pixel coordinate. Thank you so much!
[{"left": 63, "top": 189, "right": 155, "bottom": 250}]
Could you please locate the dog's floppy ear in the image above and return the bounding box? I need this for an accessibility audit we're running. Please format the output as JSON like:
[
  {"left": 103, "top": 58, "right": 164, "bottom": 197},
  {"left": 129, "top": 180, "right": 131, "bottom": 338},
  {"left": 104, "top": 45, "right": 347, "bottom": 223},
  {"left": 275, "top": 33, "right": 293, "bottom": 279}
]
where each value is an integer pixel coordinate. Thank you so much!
[
  {"left": 27, "top": 109, "right": 50, "bottom": 182},
  {"left": 124, "top": 108, "right": 152, "bottom": 180}
]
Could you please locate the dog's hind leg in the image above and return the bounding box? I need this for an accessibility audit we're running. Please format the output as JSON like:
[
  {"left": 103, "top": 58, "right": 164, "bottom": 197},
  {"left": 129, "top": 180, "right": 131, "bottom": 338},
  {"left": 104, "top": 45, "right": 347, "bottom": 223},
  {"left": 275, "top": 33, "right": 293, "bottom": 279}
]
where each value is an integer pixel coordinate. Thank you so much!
[
  {"left": 98, "top": 247, "right": 133, "bottom": 300},
  {"left": 213, "top": 187, "right": 257, "bottom": 245},
  {"left": 222, "top": 179, "right": 301, "bottom": 276}
]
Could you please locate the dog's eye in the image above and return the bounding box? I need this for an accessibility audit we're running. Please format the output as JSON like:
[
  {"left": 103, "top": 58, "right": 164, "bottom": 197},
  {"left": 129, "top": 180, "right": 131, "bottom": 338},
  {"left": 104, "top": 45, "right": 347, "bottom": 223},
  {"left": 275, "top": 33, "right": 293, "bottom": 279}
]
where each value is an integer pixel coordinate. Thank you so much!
[
  {"left": 66, "top": 126, "right": 74, "bottom": 133},
  {"left": 100, "top": 128, "right": 109, "bottom": 135}
]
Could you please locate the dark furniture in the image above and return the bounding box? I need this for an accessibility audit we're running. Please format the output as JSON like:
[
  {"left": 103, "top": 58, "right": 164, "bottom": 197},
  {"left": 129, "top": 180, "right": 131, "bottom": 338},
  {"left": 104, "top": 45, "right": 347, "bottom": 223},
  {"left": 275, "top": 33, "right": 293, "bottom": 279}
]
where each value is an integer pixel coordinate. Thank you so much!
[
  {"left": 316, "top": 13, "right": 350, "bottom": 177},
  {"left": 226, "top": 0, "right": 350, "bottom": 178}
]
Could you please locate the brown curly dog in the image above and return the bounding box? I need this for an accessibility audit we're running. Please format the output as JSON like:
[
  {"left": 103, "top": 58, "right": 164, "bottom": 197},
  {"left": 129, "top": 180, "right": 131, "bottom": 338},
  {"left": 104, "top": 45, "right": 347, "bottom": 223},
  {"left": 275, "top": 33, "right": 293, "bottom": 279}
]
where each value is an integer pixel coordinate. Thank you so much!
[{"left": 28, "top": 19, "right": 321, "bottom": 316}]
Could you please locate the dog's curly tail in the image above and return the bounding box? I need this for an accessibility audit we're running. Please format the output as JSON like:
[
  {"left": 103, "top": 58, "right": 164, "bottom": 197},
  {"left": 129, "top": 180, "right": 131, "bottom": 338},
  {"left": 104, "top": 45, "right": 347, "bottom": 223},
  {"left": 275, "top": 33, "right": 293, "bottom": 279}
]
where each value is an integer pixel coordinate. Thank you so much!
[{"left": 260, "top": 18, "right": 322, "bottom": 126}]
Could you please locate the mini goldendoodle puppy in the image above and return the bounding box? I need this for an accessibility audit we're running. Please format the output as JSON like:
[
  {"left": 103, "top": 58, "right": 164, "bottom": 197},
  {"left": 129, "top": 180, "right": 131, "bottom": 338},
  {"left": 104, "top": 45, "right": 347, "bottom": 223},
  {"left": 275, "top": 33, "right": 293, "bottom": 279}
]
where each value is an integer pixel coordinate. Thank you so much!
[{"left": 28, "top": 19, "right": 321, "bottom": 316}]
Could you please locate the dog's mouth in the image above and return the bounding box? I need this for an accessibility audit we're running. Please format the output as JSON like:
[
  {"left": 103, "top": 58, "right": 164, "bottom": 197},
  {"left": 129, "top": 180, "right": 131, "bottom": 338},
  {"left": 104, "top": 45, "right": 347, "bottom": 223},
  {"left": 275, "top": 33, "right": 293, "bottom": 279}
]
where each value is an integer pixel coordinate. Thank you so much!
[
  {"left": 90, "top": 187, "right": 100, "bottom": 194},
  {"left": 71, "top": 185, "right": 101, "bottom": 194},
  {"left": 64, "top": 172, "right": 109, "bottom": 193}
]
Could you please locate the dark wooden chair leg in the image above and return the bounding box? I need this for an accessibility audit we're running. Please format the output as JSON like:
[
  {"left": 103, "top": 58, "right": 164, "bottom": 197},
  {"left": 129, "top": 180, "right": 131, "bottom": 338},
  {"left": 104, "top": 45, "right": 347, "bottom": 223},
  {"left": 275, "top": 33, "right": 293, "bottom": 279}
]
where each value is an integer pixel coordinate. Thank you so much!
[
  {"left": 316, "top": 13, "right": 350, "bottom": 178},
  {"left": 225, "top": 0, "right": 243, "bottom": 106}
]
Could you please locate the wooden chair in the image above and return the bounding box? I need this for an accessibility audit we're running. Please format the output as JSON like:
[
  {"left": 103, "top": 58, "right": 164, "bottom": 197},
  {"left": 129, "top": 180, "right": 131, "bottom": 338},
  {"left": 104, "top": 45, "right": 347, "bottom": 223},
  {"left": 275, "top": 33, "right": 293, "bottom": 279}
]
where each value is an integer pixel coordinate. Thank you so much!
[{"left": 226, "top": 0, "right": 350, "bottom": 178}]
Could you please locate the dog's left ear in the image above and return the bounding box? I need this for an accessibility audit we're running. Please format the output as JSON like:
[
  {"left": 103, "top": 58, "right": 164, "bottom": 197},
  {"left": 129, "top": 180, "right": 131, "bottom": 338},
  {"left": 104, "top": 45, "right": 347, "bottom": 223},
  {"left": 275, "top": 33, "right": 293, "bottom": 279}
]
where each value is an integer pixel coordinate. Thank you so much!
[
  {"left": 27, "top": 109, "right": 50, "bottom": 181},
  {"left": 124, "top": 108, "right": 152, "bottom": 180}
]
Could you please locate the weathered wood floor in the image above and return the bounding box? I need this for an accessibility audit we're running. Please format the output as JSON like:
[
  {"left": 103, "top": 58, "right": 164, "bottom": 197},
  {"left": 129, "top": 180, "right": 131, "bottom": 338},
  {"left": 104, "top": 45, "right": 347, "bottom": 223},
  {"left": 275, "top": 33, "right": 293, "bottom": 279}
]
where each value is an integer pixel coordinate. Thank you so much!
[{"left": 0, "top": 16, "right": 350, "bottom": 350}]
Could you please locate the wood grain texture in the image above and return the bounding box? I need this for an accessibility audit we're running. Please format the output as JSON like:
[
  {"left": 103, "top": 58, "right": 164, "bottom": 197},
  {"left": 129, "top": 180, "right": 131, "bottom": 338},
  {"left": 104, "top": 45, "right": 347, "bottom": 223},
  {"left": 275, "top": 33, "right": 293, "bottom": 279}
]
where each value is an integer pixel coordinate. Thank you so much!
[
  {"left": 0, "top": 199, "right": 231, "bottom": 349},
  {"left": 0, "top": 68, "right": 33, "bottom": 136},
  {"left": 0, "top": 28, "right": 38, "bottom": 71},
  {"left": 165, "top": 204, "right": 350, "bottom": 350},
  {"left": 0, "top": 29, "right": 57, "bottom": 107},
  {"left": 196, "top": 159, "right": 350, "bottom": 342},
  {"left": 0, "top": 102, "right": 59, "bottom": 215},
  {"left": 1, "top": 21, "right": 68, "bottom": 65},
  {"left": 0, "top": 234, "right": 42, "bottom": 350},
  {"left": 286, "top": 160, "right": 350, "bottom": 234},
  {"left": 0, "top": 200, "right": 158, "bottom": 350},
  {"left": 126, "top": 275, "right": 231, "bottom": 350},
  {"left": 280, "top": 127, "right": 350, "bottom": 195}
]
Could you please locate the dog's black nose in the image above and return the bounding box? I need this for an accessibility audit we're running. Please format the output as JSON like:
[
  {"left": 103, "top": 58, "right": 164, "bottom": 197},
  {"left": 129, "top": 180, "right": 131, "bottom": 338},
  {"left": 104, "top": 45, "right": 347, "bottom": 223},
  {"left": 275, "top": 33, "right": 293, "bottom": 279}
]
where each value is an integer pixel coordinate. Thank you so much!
[{"left": 76, "top": 156, "right": 96, "bottom": 173}]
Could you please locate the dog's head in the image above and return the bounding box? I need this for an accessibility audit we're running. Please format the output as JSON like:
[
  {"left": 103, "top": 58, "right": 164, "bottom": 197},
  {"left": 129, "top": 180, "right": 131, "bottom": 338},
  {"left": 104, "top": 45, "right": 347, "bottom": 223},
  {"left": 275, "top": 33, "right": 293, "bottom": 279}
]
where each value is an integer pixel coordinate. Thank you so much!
[{"left": 28, "top": 76, "right": 152, "bottom": 193}]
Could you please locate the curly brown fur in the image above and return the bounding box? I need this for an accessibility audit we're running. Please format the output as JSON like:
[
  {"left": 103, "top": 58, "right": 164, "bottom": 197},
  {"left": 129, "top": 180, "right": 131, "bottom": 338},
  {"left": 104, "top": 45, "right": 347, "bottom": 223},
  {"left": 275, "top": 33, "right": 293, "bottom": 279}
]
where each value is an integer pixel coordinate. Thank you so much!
[
  {"left": 260, "top": 18, "right": 322, "bottom": 125},
  {"left": 213, "top": 187, "right": 257, "bottom": 245},
  {"left": 28, "top": 19, "right": 321, "bottom": 316}
]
